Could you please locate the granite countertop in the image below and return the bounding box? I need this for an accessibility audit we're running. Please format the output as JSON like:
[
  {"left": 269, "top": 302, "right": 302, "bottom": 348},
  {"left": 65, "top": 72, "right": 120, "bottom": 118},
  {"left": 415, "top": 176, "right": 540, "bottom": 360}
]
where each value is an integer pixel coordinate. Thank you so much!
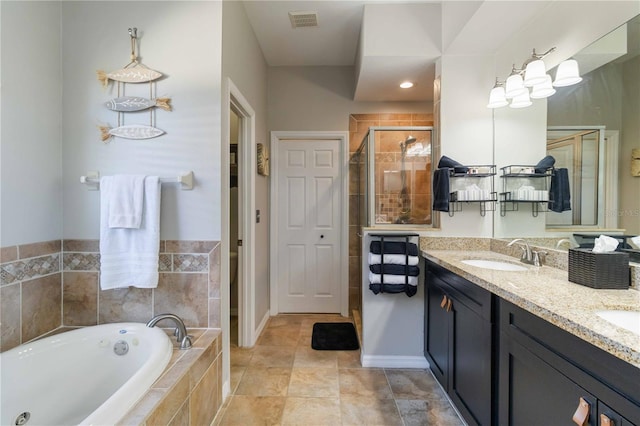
[{"left": 421, "top": 249, "right": 640, "bottom": 369}]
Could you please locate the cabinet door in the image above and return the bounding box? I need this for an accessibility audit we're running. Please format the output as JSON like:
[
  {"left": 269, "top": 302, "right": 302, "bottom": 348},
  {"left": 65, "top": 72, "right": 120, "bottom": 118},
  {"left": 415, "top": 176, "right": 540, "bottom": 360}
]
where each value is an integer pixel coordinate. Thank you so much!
[
  {"left": 499, "top": 335, "right": 596, "bottom": 426},
  {"left": 449, "top": 294, "right": 493, "bottom": 426},
  {"left": 598, "top": 401, "right": 633, "bottom": 426},
  {"left": 424, "top": 271, "right": 449, "bottom": 388}
]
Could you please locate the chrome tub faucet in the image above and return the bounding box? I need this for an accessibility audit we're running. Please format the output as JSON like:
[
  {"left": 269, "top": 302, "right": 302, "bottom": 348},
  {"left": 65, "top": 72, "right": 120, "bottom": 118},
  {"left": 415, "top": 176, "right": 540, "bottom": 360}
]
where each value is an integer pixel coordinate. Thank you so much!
[{"left": 147, "top": 313, "right": 192, "bottom": 349}]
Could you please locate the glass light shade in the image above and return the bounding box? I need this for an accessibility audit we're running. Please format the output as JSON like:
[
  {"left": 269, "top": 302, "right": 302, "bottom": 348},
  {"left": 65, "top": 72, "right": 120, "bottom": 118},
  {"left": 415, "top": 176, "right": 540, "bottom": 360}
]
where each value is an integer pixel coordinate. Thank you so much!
[
  {"left": 523, "top": 59, "right": 547, "bottom": 87},
  {"left": 487, "top": 86, "right": 509, "bottom": 108},
  {"left": 509, "top": 91, "right": 532, "bottom": 108},
  {"left": 553, "top": 59, "right": 582, "bottom": 87},
  {"left": 505, "top": 73, "right": 527, "bottom": 98},
  {"left": 530, "top": 75, "right": 556, "bottom": 99}
]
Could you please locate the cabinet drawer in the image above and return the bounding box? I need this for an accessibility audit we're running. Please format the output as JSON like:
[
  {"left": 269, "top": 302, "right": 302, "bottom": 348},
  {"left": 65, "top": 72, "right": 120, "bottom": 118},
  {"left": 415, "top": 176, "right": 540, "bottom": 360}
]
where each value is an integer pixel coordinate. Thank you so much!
[{"left": 426, "top": 260, "right": 493, "bottom": 321}]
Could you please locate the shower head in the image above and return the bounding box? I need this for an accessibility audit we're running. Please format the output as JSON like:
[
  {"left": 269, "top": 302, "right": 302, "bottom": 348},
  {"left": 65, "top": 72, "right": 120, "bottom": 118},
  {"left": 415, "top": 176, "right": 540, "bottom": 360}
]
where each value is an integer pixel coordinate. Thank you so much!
[{"left": 400, "top": 135, "right": 417, "bottom": 150}]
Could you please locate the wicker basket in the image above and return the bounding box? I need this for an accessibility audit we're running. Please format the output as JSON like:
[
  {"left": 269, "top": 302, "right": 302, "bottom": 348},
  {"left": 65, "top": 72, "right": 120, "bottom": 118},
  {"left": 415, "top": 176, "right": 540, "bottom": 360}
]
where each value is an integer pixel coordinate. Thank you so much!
[{"left": 568, "top": 248, "right": 629, "bottom": 289}]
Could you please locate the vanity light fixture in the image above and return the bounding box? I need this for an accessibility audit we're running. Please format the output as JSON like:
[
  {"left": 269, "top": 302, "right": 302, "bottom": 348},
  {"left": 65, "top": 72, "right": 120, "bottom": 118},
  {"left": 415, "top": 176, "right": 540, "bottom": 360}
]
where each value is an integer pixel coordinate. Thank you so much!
[
  {"left": 488, "top": 47, "right": 581, "bottom": 109},
  {"left": 487, "top": 79, "right": 509, "bottom": 108},
  {"left": 400, "top": 81, "right": 414, "bottom": 89},
  {"left": 553, "top": 59, "right": 582, "bottom": 87}
]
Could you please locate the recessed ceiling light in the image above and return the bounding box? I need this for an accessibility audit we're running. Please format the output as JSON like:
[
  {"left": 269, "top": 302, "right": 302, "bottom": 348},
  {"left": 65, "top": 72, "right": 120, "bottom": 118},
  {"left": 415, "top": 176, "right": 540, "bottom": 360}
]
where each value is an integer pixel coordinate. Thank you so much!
[{"left": 400, "top": 81, "right": 414, "bottom": 89}]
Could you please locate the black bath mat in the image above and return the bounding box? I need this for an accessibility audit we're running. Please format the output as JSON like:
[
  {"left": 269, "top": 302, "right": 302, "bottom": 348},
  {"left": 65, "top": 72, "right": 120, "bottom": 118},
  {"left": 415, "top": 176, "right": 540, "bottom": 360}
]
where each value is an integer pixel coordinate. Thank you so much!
[{"left": 311, "top": 322, "right": 359, "bottom": 350}]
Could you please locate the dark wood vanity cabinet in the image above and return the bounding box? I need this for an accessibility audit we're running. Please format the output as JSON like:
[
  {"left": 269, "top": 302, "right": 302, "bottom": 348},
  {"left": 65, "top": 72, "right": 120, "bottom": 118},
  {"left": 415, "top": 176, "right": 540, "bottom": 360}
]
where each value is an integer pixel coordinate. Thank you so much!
[
  {"left": 424, "top": 260, "right": 495, "bottom": 426},
  {"left": 423, "top": 259, "right": 640, "bottom": 426},
  {"left": 499, "top": 299, "right": 640, "bottom": 426}
]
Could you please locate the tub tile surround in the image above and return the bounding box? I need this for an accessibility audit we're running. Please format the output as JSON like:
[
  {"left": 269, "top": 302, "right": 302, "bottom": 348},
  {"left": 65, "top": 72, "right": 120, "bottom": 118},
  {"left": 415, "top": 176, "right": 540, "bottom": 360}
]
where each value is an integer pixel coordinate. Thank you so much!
[
  {"left": 420, "top": 237, "right": 640, "bottom": 369},
  {"left": 118, "top": 329, "right": 223, "bottom": 426},
  {"left": 0, "top": 239, "right": 221, "bottom": 352}
]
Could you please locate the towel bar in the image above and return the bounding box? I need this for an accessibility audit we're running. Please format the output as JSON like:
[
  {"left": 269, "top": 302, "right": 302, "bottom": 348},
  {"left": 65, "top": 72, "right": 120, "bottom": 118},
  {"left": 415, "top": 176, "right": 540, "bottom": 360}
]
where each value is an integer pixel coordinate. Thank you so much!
[{"left": 80, "top": 171, "right": 194, "bottom": 190}]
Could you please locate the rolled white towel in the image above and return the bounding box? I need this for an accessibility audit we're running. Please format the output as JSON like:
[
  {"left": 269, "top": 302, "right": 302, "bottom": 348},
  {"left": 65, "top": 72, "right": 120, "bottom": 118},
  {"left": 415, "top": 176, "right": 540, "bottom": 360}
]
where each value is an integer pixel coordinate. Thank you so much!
[
  {"left": 369, "top": 271, "right": 418, "bottom": 286},
  {"left": 368, "top": 253, "right": 419, "bottom": 266}
]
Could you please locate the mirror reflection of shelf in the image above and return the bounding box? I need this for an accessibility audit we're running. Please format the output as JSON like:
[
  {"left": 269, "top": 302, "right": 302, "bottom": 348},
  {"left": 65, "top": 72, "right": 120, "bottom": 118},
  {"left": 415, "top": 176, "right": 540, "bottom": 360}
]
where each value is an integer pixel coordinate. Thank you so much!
[
  {"left": 448, "top": 165, "right": 497, "bottom": 217},
  {"left": 499, "top": 165, "right": 553, "bottom": 217}
]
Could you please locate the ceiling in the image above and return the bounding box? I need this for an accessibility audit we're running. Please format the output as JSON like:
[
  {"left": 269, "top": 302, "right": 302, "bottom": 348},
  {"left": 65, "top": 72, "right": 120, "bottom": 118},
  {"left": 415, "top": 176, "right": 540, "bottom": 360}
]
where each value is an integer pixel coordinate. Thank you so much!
[{"left": 241, "top": 1, "right": 557, "bottom": 102}]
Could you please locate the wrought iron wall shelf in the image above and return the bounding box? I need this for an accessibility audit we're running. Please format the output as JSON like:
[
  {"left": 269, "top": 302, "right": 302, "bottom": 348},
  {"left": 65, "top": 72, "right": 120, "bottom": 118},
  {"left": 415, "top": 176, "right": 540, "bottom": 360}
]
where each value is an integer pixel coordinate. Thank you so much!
[
  {"left": 499, "top": 165, "right": 552, "bottom": 217},
  {"left": 448, "top": 165, "right": 497, "bottom": 217}
]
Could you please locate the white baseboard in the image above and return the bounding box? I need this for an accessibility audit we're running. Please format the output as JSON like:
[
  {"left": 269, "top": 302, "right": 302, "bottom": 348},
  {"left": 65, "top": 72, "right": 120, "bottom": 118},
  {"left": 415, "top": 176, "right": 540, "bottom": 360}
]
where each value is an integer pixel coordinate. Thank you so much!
[
  {"left": 361, "top": 354, "right": 430, "bottom": 369},
  {"left": 252, "top": 310, "right": 270, "bottom": 346}
]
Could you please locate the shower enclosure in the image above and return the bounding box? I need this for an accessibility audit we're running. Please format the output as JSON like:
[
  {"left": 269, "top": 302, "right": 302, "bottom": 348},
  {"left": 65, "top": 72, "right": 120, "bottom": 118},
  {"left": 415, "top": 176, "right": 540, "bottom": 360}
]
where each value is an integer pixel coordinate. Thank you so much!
[{"left": 355, "top": 126, "right": 434, "bottom": 228}]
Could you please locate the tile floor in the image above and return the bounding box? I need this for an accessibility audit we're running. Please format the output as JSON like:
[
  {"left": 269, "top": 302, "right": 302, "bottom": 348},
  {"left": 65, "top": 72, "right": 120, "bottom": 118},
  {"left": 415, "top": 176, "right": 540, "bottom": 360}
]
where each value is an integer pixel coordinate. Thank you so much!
[{"left": 215, "top": 314, "right": 463, "bottom": 425}]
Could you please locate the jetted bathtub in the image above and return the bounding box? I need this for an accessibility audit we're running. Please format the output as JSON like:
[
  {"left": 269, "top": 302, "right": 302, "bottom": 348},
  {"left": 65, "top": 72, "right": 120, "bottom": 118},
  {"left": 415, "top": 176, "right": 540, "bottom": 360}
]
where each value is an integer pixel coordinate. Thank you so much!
[{"left": 0, "top": 323, "right": 173, "bottom": 426}]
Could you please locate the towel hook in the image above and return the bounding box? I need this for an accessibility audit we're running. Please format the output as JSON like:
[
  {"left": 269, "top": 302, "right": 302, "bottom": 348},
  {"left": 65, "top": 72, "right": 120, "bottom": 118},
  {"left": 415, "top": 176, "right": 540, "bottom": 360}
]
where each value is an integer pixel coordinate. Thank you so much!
[{"left": 128, "top": 28, "right": 138, "bottom": 62}]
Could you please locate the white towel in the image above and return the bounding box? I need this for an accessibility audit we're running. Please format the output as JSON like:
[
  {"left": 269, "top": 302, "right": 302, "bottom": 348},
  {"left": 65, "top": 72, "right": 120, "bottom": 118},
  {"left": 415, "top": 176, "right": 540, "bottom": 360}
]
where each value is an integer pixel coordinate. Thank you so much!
[
  {"left": 368, "top": 253, "right": 419, "bottom": 266},
  {"left": 369, "top": 271, "right": 418, "bottom": 286},
  {"left": 100, "top": 176, "right": 161, "bottom": 289},
  {"left": 105, "top": 175, "right": 145, "bottom": 228}
]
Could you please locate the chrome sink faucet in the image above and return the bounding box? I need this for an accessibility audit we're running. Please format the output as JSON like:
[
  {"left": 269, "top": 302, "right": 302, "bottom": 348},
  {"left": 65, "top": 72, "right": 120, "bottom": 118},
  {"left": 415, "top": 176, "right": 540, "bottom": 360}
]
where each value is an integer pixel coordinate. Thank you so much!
[
  {"left": 147, "top": 313, "right": 192, "bottom": 349},
  {"left": 507, "top": 238, "right": 546, "bottom": 266}
]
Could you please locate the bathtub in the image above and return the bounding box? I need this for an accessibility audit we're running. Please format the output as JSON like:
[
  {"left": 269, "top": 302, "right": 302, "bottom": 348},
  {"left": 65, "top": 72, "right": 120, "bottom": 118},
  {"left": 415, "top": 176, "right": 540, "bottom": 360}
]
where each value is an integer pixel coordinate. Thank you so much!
[{"left": 0, "top": 323, "right": 173, "bottom": 426}]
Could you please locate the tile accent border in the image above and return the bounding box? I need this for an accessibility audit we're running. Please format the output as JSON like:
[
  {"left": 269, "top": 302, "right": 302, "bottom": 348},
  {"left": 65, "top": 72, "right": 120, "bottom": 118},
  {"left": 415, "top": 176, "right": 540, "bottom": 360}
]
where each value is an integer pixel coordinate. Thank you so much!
[{"left": 1, "top": 239, "right": 221, "bottom": 352}]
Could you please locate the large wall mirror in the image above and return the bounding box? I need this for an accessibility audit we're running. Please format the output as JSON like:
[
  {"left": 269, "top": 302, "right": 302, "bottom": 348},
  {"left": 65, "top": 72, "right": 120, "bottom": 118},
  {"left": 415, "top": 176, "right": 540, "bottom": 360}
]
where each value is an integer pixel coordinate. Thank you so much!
[
  {"left": 547, "top": 14, "right": 639, "bottom": 234},
  {"left": 494, "top": 13, "right": 640, "bottom": 242}
]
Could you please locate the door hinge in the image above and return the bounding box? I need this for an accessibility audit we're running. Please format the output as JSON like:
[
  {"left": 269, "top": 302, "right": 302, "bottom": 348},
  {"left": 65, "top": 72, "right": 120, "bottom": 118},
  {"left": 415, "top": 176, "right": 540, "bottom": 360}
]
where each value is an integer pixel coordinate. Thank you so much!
[{"left": 238, "top": 239, "right": 243, "bottom": 247}]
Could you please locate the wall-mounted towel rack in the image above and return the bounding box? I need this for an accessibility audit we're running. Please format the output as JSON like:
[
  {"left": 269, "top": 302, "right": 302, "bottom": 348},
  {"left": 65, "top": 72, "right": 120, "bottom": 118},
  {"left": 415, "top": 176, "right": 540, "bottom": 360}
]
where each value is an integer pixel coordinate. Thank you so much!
[{"left": 80, "top": 171, "right": 194, "bottom": 190}]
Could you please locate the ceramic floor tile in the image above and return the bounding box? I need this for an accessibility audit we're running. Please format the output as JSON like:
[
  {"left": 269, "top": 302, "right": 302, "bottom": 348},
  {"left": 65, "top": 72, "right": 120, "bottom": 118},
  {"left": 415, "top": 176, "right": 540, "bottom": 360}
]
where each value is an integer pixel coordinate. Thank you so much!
[
  {"left": 385, "top": 368, "right": 443, "bottom": 399},
  {"left": 337, "top": 350, "right": 362, "bottom": 368},
  {"left": 230, "top": 366, "right": 245, "bottom": 394},
  {"left": 230, "top": 346, "right": 254, "bottom": 367},
  {"left": 287, "top": 367, "right": 339, "bottom": 398},
  {"left": 339, "top": 368, "right": 394, "bottom": 399},
  {"left": 293, "top": 346, "right": 338, "bottom": 368},
  {"left": 281, "top": 397, "right": 342, "bottom": 426},
  {"left": 219, "top": 395, "right": 286, "bottom": 426},
  {"left": 249, "top": 345, "right": 296, "bottom": 367},
  {"left": 396, "top": 399, "right": 430, "bottom": 426},
  {"left": 257, "top": 328, "right": 300, "bottom": 347},
  {"left": 340, "top": 395, "right": 403, "bottom": 426},
  {"left": 235, "top": 366, "right": 291, "bottom": 397},
  {"left": 427, "top": 393, "right": 465, "bottom": 425},
  {"left": 224, "top": 314, "right": 463, "bottom": 425}
]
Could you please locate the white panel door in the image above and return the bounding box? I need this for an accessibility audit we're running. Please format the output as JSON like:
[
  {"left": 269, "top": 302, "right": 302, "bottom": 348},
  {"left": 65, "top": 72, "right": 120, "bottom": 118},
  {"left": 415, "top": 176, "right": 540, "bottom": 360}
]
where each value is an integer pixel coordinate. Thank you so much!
[{"left": 277, "top": 139, "right": 342, "bottom": 313}]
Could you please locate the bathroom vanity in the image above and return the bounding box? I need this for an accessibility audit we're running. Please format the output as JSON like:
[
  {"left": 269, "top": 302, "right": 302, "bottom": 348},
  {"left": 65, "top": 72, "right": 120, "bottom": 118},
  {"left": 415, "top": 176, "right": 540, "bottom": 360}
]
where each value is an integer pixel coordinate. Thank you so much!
[{"left": 422, "top": 249, "right": 640, "bottom": 426}]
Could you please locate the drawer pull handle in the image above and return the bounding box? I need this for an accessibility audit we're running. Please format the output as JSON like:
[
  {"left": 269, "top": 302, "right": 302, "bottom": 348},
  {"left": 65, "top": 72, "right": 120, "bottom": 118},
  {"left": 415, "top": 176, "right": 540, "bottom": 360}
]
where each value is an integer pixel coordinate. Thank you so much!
[
  {"left": 440, "top": 295, "right": 448, "bottom": 308},
  {"left": 600, "top": 414, "right": 613, "bottom": 426},
  {"left": 572, "top": 397, "right": 590, "bottom": 426},
  {"left": 446, "top": 299, "right": 453, "bottom": 312}
]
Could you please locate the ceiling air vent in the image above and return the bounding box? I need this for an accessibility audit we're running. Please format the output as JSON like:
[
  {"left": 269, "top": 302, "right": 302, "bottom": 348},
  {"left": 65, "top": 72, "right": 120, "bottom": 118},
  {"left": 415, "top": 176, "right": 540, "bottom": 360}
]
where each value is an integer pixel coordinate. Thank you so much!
[{"left": 288, "top": 11, "right": 318, "bottom": 29}]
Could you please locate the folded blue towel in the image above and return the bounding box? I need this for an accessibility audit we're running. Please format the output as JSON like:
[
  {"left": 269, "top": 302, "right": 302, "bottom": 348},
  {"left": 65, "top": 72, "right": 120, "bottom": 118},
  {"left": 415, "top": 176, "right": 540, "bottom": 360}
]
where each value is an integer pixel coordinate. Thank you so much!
[
  {"left": 370, "top": 241, "right": 418, "bottom": 256},
  {"left": 535, "top": 155, "right": 555, "bottom": 174},
  {"left": 432, "top": 169, "right": 450, "bottom": 212},
  {"left": 369, "top": 264, "right": 420, "bottom": 276},
  {"left": 437, "top": 155, "right": 468, "bottom": 172},
  {"left": 369, "top": 283, "right": 418, "bottom": 297},
  {"left": 549, "top": 168, "right": 571, "bottom": 212}
]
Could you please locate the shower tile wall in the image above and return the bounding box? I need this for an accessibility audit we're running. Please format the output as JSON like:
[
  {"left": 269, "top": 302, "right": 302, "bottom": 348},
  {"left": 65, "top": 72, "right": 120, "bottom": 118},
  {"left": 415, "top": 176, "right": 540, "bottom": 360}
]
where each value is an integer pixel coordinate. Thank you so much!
[
  {"left": 348, "top": 113, "right": 433, "bottom": 312},
  {"left": 0, "top": 239, "right": 221, "bottom": 352}
]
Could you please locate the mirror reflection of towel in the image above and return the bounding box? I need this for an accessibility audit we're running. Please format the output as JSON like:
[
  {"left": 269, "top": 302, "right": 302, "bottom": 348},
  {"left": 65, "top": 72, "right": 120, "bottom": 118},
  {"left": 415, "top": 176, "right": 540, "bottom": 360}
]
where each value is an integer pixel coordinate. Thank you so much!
[
  {"left": 549, "top": 168, "right": 571, "bottom": 212},
  {"left": 432, "top": 169, "right": 450, "bottom": 212}
]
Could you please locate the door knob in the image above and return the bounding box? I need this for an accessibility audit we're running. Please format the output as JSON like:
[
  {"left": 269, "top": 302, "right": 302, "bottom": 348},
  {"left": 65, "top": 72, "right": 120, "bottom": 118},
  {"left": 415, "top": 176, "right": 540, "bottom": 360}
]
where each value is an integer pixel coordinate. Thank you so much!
[{"left": 320, "top": 235, "right": 324, "bottom": 239}]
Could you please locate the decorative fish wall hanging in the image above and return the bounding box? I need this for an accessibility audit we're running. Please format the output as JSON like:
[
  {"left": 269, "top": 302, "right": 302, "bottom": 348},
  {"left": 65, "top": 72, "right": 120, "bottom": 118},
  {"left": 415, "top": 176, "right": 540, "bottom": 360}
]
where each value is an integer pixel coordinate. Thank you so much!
[
  {"left": 104, "top": 96, "right": 172, "bottom": 112},
  {"left": 99, "top": 124, "right": 165, "bottom": 142},
  {"left": 96, "top": 65, "right": 162, "bottom": 87}
]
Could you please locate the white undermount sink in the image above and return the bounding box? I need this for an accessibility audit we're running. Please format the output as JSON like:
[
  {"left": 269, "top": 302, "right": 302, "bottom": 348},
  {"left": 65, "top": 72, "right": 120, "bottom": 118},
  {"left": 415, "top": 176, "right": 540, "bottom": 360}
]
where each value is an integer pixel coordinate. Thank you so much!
[
  {"left": 461, "top": 259, "right": 528, "bottom": 272},
  {"left": 596, "top": 310, "right": 640, "bottom": 335}
]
